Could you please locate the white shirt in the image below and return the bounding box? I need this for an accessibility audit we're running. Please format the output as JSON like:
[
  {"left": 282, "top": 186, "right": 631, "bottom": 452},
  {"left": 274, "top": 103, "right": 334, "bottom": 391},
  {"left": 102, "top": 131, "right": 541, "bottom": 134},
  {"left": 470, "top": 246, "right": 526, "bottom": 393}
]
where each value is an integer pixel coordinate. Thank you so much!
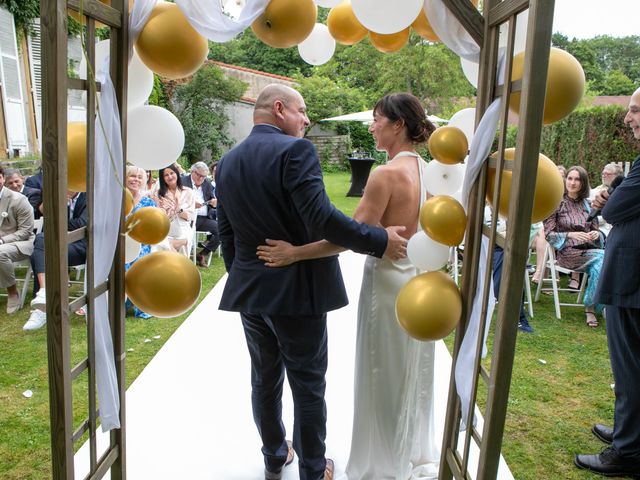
[{"left": 193, "top": 184, "right": 208, "bottom": 217}]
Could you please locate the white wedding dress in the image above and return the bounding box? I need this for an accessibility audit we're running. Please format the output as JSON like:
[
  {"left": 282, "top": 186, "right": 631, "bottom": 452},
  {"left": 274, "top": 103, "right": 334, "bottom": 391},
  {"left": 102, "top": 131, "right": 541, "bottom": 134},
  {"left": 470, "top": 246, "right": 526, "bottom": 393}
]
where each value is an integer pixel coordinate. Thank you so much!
[{"left": 346, "top": 152, "right": 440, "bottom": 480}]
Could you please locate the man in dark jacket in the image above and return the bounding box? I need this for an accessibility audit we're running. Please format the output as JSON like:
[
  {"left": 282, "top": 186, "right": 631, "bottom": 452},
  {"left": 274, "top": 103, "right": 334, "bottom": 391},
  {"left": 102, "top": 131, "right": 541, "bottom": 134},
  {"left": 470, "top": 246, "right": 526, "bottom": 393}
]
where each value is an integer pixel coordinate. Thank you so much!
[{"left": 575, "top": 87, "right": 640, "bottom": 478}]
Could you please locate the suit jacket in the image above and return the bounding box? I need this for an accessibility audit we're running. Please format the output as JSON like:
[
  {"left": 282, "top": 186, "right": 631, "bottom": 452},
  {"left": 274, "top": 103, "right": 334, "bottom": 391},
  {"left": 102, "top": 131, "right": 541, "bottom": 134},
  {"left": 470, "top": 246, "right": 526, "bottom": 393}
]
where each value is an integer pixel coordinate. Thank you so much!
[
  {"left": 181, "top": 173, "right": 217, "bottom": 219},
  {"left": 25, "top": 170, "right": 42, "bottom": 191},
  {"left": 0, "top": 187, "right": 35, "bottom": 255},
  {"left": 216, "top": 124, "right": 387, "bottom": 316},
  {"left": 21, "top": 185, "right": 43, "bottom": 219},
  {"left": 596, "top": 155, "right": 640, "bottom": 308}
]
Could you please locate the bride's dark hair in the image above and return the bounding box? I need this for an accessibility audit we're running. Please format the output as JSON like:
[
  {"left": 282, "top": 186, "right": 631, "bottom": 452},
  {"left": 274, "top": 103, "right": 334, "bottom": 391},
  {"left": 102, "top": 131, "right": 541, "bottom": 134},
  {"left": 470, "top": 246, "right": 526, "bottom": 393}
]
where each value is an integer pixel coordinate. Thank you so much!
[{"left": 372, "top": 93, "right": 436, "bottom": 144}]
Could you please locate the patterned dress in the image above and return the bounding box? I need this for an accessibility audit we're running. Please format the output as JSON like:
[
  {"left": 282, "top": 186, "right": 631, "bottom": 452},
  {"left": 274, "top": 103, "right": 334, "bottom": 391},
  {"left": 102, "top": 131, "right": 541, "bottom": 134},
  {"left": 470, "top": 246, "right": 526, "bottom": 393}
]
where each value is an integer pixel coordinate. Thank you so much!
[
  {"left": 543, "top": 194, "right": 604, "bottom": 311},
  {"left": 125, "top": 195, "right": 156, "bottom": 318}
]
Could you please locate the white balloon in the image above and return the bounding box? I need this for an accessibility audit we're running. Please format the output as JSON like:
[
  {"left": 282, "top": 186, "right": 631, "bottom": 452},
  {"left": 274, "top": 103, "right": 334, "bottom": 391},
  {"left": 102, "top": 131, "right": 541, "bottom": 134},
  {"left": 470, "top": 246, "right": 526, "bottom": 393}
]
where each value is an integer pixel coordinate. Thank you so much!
[
  {"left": 78, "top": 40, "right": 153, "bottom": 109},
  {"left": 298, "top": 23, "right": 336, "bottom": 66},
  {"left": 315, "top": 0, "right": 341, "bottom": 7},
  {"left": 351, "top": 0, "right": 422, "bottom": 34},
  {"left": 128, "top": 50, "right": 155, "bottom": 110},
  {"left": 127, "top": 105, "right": 185, "bottom": 170},
  {"left": 460, "top": 56, "right": 479, "bottom": 88},
  {"left": 424, "top": 160, "right": 464, "bottom": 196},
  {"left": 448, "top": 108, "right": 476, "bottom": 146},
  {"left": 407, "top": 231, "right": 451, "bottom": 272},
  {"left": 125, "top": 236, "right": 142, "bottom": 263}
]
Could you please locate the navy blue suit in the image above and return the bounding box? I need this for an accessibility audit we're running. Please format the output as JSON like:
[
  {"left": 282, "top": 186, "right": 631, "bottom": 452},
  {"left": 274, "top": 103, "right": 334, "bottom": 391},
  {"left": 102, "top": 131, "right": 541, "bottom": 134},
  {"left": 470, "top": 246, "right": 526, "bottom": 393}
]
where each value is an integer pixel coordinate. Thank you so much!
[
  {"left": 596, "top": 156, "right": 640, "bottom": 458},
  {"left": 216, "top": 124, "right": 387, "bottom": 479}
]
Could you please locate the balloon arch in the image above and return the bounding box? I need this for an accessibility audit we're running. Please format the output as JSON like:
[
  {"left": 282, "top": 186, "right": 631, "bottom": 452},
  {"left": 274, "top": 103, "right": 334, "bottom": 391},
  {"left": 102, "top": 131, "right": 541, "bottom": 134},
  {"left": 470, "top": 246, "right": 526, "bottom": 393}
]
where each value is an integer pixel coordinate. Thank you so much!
[{"left": 42, "top": 0, "right": 572, "bottom": 478}]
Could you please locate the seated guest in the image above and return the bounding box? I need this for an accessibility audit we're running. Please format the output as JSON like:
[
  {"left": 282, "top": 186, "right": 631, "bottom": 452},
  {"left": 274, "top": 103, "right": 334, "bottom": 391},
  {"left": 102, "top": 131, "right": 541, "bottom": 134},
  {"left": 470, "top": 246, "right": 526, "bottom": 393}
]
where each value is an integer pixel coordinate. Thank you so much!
[
  {"left": 4, "top": 168, "right": 42, "bottom": 219},
  {"left": 125, "top": 166, "right": 156, "bottom": 319},
  {"left": 590, "top": 163, "right": 624, "bottom": 236},
  {"left": 25, "top": 168, "right": 43, "bottom": 191},
  {"left": 23, "top": 191, "right": 87, "bottom": 331},
  {"left": 544, "top": 166, "right": 605, "bottom": 327},
  {"left": 144, "top": 169, "right": 157, "bottom": 194},
  {"left": 0, "top": 166, "right": 35, "bottom": 314},
  {"left": 151, "top": 164, "right": 196, "bottom": 256},
  {"left": 181, "top": 162, "right": 219, "bottom": 267}
]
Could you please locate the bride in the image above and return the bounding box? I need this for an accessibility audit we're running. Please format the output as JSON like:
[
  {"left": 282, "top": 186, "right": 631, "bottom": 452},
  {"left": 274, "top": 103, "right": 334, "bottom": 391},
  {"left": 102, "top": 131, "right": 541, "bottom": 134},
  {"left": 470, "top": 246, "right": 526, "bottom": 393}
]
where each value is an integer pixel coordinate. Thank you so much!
[{"left": 257, "top": 92, "right": 440, "bottom": 479}]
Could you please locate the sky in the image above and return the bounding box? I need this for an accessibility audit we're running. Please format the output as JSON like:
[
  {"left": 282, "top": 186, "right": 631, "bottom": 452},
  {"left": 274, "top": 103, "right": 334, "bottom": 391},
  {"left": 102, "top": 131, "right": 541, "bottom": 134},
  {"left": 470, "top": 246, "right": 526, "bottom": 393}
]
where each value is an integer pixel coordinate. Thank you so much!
[{"left": 552, "top": 0, "right": 640, "bottom": 39}]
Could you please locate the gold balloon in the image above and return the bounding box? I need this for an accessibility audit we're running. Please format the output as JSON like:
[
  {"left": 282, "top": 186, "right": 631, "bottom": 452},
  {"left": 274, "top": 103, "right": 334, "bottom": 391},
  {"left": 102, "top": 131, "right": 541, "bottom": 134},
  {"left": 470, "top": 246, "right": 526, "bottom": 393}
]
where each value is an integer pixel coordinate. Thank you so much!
[
  {"left": 369, "top": 28, "right": 410, "bottom": 54},
  {"left": 396, "top": 271, "right": 462, "bottom": 341},
  {"left": 428, "top": 126, "right": 469, "bottom": 165},
  {"left": 411, "top": 10, "right": 439, "bottom": 42},
  {"left": 135, "top": 2, "right": 208, "bottom": 80},
  {"left": 509, "top": 47, "right": 585, "bottom": 125},
  {"left": 125, "top": 251, "right": 201, "bottom": 317},
  {"left": 419, "top": 195, "right": 466, "bottom": 246},
  {"left": 68, "top": 122, "right": 87, "bottom": 192},
  {"left": 124, "top": 189, "right": 134, "bottom": 217},
  {"left": 327, "top": 0, "right": 368, "bottom": 45},
  {"left": 252, "top": 0, "right": 317, "bottom": 48},
  {"left": 486, "top": 148, "right": 564, "bottom": 223},
  {"left": 125, "top": 206, "right": 170, "bottom": 245}
]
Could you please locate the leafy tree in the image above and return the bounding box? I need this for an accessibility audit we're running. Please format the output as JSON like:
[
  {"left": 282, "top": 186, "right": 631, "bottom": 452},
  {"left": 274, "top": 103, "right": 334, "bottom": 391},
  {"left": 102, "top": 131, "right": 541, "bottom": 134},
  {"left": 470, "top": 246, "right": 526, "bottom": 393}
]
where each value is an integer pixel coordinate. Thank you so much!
[
  {"left": 601, "top": 70, "right": 636, "bottom": 95},
  {"left": 0, "top": 0, "right": 38, "bottom": 35},
  {"left": 208, "top": 28, "right": 313, "bottom": 77},
  {"left": 294, "top": 74, "right": 368, "bottom": 124},
  {"left": 172, "top": 64, "right": 246, "bottom": 164}
]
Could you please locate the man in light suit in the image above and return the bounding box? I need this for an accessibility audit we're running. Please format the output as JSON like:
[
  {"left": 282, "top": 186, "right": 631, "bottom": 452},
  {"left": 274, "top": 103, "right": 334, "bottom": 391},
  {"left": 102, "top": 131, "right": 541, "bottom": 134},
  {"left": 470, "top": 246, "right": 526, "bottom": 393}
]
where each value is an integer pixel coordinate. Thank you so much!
[
  {"left": 575, "top": 87, "right": 640, "bottom": 477},
  {"left": 216, "top": 84, "right": 406, "bottom": 480},
  {"left": 181, "top": 161, "right": 219, "bottom": 267},
  {"left": 0, "top": 166, "right": 35, "bottom": 314}
]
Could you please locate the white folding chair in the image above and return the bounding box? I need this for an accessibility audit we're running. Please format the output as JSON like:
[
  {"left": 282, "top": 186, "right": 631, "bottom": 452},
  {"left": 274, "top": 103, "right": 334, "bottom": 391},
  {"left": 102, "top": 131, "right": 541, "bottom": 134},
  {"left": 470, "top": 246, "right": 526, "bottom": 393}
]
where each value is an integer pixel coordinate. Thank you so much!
[
  {"left": 192, "top": 229, "right": 214, "bottom": 267},
  {"left": 7, "top": 218, "right": 45, "bottom": 309},
  {"left": 534, "top": 244, "right": 587, "bottom": 319}
]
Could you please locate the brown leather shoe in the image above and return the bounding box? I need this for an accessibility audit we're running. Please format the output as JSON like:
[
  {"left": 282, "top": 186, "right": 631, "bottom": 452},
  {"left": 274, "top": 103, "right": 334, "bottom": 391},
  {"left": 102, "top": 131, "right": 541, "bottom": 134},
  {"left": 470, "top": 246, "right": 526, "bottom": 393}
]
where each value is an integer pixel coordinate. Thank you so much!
[
  {"left": 196, "top": 253, "right": 208, "bottom": 268},
  {"left": 264, "top": 441, "right": 294, "bottom": 480},
  {"left": 324, "top": 458, "right": 334, "bottom": 480}
]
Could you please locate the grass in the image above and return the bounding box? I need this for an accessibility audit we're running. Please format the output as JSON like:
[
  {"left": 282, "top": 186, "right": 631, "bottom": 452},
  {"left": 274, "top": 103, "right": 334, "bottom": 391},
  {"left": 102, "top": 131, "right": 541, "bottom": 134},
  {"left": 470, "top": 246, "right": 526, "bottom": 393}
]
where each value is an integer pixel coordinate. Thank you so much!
[{"left": 0, "top": 171, "right": 613, "bottom": 479}]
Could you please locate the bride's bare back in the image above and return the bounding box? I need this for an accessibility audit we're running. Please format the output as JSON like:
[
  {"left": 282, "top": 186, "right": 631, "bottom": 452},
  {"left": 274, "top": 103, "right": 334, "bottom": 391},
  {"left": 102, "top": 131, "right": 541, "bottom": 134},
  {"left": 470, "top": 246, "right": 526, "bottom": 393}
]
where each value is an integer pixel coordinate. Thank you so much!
[{"left": 353, "top": 153, "right": 423, "bottom": 239}]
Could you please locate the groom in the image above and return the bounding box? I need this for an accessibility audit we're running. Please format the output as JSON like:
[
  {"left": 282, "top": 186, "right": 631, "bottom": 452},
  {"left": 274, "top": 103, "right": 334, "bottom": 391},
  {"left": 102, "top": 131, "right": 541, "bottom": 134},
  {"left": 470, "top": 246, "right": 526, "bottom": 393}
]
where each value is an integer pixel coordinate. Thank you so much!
[{"left": 216, "top": 84, "right": 407, "bottom": 480}]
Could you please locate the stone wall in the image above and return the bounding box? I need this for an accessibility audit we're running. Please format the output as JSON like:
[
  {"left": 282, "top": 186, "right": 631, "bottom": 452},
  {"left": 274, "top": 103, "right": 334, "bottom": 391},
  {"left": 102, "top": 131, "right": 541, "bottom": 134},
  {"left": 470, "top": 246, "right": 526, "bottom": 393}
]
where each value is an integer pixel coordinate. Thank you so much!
[{"left": 307, "top": 134, "right": 350, "bottom": 167}]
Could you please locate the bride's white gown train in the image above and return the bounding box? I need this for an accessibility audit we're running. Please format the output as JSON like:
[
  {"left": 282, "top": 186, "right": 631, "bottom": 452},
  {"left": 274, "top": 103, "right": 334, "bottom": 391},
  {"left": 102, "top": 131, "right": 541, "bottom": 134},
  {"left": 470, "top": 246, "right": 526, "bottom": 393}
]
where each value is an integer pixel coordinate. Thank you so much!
[{"left": 345, "top": 153, "right": 440, "bottom": 480}]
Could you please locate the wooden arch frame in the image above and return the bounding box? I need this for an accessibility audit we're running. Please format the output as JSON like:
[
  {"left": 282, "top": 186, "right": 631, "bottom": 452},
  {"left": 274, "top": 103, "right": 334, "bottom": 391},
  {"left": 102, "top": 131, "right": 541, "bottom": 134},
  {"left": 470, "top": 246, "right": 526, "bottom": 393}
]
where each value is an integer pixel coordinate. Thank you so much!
[
  {"left": 40, "top": 0, "right": 556, "bottom": 478},
  {"left": 41, "top": 0, "right": 128, "bottom": 478}
]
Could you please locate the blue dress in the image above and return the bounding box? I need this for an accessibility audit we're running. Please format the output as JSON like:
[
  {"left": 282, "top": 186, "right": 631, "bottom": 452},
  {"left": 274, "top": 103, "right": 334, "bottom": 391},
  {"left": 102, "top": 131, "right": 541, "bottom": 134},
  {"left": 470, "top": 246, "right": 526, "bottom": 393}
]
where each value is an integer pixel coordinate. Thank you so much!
[{"left": 125, "top": 196, "right": 156, "bottom": 318}]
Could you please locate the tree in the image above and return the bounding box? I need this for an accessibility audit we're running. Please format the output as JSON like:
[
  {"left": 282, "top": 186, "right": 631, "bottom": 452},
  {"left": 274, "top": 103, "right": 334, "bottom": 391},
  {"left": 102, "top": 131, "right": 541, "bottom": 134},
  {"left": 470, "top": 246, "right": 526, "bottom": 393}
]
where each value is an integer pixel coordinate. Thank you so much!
[
  {"left": 172, "top": 64, "right": 246, "bottom": 163},
  {"left": 294, "top": 74, "right": 368, "bottom": 124},
  {"left": 601, "top": 70, "right": 636, "bottom": 95}
]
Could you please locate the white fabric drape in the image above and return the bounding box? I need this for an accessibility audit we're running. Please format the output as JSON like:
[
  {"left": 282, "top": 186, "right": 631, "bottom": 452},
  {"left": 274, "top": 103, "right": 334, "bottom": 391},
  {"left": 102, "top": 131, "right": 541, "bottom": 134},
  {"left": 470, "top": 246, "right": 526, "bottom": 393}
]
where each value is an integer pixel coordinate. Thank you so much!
[
  {"left": 422, "top": 0, "right": 480, "bottom": 62},
  {"left": 454, "top": 236, "right": 495, "bottom": 431},
  {"left": 93, "top": 57, "right": 124, "bottom": 431}
]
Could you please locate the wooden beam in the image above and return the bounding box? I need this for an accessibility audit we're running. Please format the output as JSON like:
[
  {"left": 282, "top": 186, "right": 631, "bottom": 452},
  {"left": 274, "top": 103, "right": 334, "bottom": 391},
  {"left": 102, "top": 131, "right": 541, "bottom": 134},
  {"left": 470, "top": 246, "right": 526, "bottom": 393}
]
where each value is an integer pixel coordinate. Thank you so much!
[{"left": 441, "top": 0, "right": 485, "bottom": 46}]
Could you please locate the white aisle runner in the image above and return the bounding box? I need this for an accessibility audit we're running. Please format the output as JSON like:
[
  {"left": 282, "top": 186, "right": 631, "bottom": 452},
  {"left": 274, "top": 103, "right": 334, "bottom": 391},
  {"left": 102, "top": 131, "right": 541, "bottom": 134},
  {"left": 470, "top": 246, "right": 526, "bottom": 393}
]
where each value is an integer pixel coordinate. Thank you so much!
[{"left": 75, "top": 252, "right": 513, "bottom": 479}]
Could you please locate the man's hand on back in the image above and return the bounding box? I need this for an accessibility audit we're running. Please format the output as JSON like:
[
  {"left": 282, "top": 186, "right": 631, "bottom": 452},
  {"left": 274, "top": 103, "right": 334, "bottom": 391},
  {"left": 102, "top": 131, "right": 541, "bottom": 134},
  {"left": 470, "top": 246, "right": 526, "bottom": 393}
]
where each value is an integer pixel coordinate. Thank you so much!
[{"left": 383, "top": 226, "right": 407, "bottom": 260}]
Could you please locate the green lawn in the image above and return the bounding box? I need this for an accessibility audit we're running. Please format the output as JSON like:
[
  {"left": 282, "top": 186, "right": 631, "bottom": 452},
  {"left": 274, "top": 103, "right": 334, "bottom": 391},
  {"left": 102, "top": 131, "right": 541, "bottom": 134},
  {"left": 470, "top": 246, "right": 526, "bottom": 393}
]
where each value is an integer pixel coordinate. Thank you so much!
[{"left": 0, "top": 171, "right": 611, "bottom": 479}]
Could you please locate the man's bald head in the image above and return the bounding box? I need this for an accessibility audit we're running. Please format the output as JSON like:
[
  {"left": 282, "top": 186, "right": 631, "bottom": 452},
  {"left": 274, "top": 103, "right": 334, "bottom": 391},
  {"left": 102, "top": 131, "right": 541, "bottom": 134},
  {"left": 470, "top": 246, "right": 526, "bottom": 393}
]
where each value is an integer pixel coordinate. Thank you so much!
[{"left": 253, "top": 83, "right": 310, "bottom": 138}]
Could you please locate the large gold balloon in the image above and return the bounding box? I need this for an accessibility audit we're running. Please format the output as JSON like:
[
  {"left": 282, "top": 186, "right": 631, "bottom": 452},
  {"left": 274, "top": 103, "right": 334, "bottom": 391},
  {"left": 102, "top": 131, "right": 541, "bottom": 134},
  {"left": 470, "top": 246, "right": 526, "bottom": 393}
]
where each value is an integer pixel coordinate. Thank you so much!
[
  {"left": 411, "top": 10, "right": 439, "bottom": 42},
  {"left": 428, "top": 126, "right": 468, "bottom": 165},
  {"left": 135, "top": 2, "right": 208, "bottom": 80},
  {"left": 68, "top": 122, "right": 87, "bottom": 192},
  {"left": 486, "top": 148, "right": 564, "bottom": 223},
  {"left": 125, "top": 207, "right": 170, "bottom": 245},
  {"left": 252, "top": 0, "right": 317, "bottom": 48},
  {"left": 509, "top": 47, "right": 585, "bottom": 124},
  {"left": 419, "top": 195, "right": 466, "bottom": 246},
  {"left": 124, "top": 189, "right": 134, "bottom": 217},
  {"left": 125, "top": 251, "right": 201, "bottom": 317},
  {"left": 369, "top": 28, "right": 410, "bottom": 54},
  {"left": 396, "top": 271, "right": 462, "bottom": 341},
  {"left": 327, "top": 0, "right": 368, "bottom": 45}
]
